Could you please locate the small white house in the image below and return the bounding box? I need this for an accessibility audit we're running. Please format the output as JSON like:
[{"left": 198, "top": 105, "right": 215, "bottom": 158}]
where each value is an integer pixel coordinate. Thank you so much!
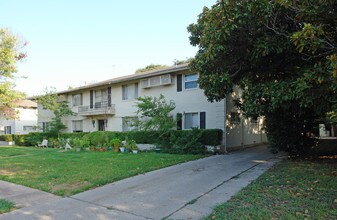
[
  {"left": 37, "top": 64, "right": 267, "bottom": 148},
  {"left": 0, "top": 100, "right": 38, "bottom": 135}
]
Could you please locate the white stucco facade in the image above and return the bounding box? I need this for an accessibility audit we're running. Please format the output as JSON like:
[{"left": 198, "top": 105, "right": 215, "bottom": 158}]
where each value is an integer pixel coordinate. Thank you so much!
[
  {"left": 0, "top": 100, "right": 38, "bottom": 135},
  {"left": 37, "top": 64, "right": 267, "bottom": 148}
]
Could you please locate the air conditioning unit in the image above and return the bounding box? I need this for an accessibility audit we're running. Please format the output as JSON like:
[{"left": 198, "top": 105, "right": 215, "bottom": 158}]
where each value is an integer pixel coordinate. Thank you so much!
[
  {"left": 160, "top": 74, "right": 172, "bottom": 85},
  {"left": 140, "top": 74, "right": 172, "bottom": 89},
  {"left": 141, "top": 79, "right": 150, "bottom": 88},
  {"left": 149, "top": 76, "right": 161, "bottom": 87}
]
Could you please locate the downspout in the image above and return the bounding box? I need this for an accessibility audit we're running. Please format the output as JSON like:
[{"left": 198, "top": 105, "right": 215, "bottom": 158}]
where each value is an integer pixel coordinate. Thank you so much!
[
  {"left": 224, "top": 97, "right": 227, "bottom": 153},
  {"left": 241, "top": 115, "right": 244, "bottom": 149}
]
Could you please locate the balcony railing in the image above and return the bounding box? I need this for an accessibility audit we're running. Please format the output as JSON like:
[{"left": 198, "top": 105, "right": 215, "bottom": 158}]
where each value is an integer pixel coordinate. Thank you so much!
[{"left": 78, "top": 102, "right": 115, "bottom": 116}]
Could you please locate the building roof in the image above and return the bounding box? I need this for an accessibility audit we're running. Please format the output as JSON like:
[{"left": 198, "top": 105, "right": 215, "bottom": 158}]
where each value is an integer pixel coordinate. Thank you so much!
[
  {"left": 57, "top": 63, "right": 189, "bottom": 94},
  {"left": 16, "top": 99, "right": 37, "bottom": 108}
]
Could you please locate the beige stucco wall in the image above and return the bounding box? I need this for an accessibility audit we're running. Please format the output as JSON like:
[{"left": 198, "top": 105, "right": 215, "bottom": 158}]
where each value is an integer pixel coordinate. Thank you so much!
[
  {"left": 0, "top": 107, "right": 38, "bottom": 135},
  {"left": 36, "top": 70, "right": 267, "bottom": 147},
  {"left": 225, "top": 88, "right": 267, "bottom": 148}
]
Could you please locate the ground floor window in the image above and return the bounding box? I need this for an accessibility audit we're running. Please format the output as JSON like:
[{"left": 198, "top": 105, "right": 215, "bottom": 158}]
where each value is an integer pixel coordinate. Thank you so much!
[
  {"left": 23, "top": 126, "right": 35, "bottom": 132},
  {"left": 72, "top": 120, "right": 83, "bottom": 132},
  {"left": 42, "top": 122, "right": 50, "bottom": 132},
  {"left": 97, "top": 119, "right": 108, "bottom": 131},
  {"left": 230, "top": 112, "right": 241, "bottom": 124},
  {"left": 122, "top": 117, "right": 138, "bottom": 132},
  {"left": 4, "top": 126, "right": 11, "bottom": 134},
  {"left": 184, "top": 113, "right": 199, "bottom": 129}
]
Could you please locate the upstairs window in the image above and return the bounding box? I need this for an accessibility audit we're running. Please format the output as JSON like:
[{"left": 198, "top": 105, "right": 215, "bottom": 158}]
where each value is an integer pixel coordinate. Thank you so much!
[
  {"left": 95, "top": 89, "right": 108, "bottom": 108},
  {"left": 122, "top": 83, "right": 138, "bottom": 100},
  {"left": 72, "top": 94, "right": 83, "bottom": 107},
  {"left": 184, "top": 73, "right": 198, "bottom": 89}
]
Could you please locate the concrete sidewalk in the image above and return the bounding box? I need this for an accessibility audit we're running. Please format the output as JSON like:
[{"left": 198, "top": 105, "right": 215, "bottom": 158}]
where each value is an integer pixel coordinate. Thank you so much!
[
  {"left": 0, "top": 146, "right": 286, "bottom": 220},
  {"left": 0, "top": 180, "right": 60, "bottom": 209}
]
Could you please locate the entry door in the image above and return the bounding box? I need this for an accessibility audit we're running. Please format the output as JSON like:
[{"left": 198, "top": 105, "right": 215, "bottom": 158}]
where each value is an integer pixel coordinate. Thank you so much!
[{"left": 98, "top": 120, "right": 105, "bottom": 131}]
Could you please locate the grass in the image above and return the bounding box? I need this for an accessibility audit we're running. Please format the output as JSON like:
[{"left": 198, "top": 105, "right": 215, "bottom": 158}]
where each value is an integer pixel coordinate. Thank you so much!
[
  {"left": 0, "top": 199, "right": 15, "bottom": 214},
  {"left": 0, "top": 146, "right": 203, "bottom": 196},
  {"left": 206, "top": 158, "right": 337, "bottom": 220}
]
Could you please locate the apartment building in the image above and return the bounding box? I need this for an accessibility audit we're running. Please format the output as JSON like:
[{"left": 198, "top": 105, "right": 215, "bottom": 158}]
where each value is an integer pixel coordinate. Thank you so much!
[
  {"left": 0, "top": 100, "right": 38, "bottom": 135},
  {"left": 38, "top": 64, "right": 267, "bottom": 148}
]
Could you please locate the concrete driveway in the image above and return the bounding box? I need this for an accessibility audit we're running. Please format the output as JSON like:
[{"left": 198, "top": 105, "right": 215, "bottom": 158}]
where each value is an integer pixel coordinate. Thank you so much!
[{"left": 0, "top": 145, "right": 285, "bottom": 220}]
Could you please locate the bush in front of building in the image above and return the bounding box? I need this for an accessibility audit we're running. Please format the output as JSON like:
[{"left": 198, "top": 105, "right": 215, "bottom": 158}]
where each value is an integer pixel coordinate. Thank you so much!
[
  {"left": 162, "top": 128, "right": 207, "bottom": 154},
  {"left": 1, "top": 129, "right": 223, "bottom": 153},
  {"left": 0, "top": 134, "right": 14, "bottom": 142}
]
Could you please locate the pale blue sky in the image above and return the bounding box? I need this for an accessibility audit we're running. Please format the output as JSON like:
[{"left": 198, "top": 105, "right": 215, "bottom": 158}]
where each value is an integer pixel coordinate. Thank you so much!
[{"left": 0, "top": 0, "right": 215, "bottom": 96}]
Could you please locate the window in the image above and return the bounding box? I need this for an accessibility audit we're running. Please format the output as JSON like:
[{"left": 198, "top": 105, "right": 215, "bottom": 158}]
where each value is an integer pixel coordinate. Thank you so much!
[
  {"left": 4, "top": 126, "right": 11, "bottom": 134},
  {"left": 23, "top": 126, "right": 35, "bottom": 131},
  {"left": 230, "top": 112, "right": 241, "bottom": 124},
  {"left": 42, "top": 122, "right": 50, "bottom": 132},
  {"left": 184, "top": 113, "right": 199, "bottom": 129},
  {"left": 72, "top": 120, "right": 83, "bottom": 132},
  {"left": 122, "top": 83, "right": 138, "bottom": 100},
  {"left": 184, "top": 73, "right": 198, "bottom": 89},
  {"left": 95, "top": 89, "right": 108, "bottom": 108},
  {"left": 122, "top": 117, "right": 138, "bottom": 131},
  {"left": 72, "top": 94, "right": 83, "bottom": 107}
]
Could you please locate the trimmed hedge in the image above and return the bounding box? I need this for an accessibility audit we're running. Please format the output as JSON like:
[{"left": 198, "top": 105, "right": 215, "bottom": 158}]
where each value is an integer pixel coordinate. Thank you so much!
[
  {"left": 0, "top": 134, "right": 14, "bottom": 142},
  {"left": 0, "top": 129, "right": 223, "bottom": 148}
]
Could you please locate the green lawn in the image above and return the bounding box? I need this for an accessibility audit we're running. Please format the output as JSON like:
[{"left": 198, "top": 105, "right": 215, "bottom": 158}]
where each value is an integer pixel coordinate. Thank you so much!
[
  {"left": 0, "top": 146, "right": 203, "bottom": 196},
  {"left": 207, "top": 159, "right": 337, "bottom": 220},
  {"left": 0, "top": 199, "right": 15, "bottom": 214}
]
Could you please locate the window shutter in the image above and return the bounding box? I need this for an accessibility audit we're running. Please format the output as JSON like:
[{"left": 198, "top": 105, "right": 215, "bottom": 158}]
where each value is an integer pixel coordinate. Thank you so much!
[
  {"left": 108, "top": 87, "right": 111, "bottom": 107},
  {"left": 177, "top": 74, "right": 182, "bottom": 92},
  {"left": 177, "top": 113, "right": 182, "bottom": 130},
  {"left": 90, "top": 90, "right": 93, "bottom": 109},
  {"left": 200, "top": 112, "right": 206, "bottom": 129},
  {"left": 135, "top": 83, "right": 139, "bottom": 98}
]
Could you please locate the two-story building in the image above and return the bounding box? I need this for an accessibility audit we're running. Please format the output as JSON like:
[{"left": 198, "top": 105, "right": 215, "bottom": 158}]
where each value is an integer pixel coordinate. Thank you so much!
[
  {"left": 38, "top": 64, "right": 267, "bottom": 148},
  {"left": 0, "top": 100, "right": 38, "bottom": 135}
]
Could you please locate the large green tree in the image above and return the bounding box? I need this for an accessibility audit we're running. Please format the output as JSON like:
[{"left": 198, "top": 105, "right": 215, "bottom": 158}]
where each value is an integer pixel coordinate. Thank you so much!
[
  {"left": 188, "top": 0, "right": 336, "bottom": 155},
  {"left": 0, "top": 28, "right": 27, "bottom": 118}
]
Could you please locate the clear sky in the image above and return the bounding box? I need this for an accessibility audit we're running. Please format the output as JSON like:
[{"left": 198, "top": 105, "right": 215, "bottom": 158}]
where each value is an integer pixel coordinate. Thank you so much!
[{"left": 0, "top": 0, "right": 215, "bottom": 96}]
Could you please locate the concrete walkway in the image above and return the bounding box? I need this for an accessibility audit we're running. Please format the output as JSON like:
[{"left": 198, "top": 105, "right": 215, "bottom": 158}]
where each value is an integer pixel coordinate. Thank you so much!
[{"left": 0, "top": 146, "right": 286, "bottom": 220}]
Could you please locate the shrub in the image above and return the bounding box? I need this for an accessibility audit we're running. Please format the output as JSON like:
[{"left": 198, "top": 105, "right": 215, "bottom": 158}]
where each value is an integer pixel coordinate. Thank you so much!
[
  {"left": 24, "top": 132, "right": 51, "bottom": 146},
  {"left": 0, "top": 134, "right": 13, "bottom": 142},
  {"left": 60, "top": 132, "right": 88, "bottom": 139},
  {"left": 162, "top": 129, "right": 207, "bottom": 154},
  {"left": 3, "top": 129, "right": 223, "bottom": 153},
  {"left": 200, "top": 129, "right": 223, "bottom": 146},
  {"left": 13, "top": 135, "right": 25, "bottom": 146},
  {"left": 70, "top": 136, "right": 90, "bottom": 151}
]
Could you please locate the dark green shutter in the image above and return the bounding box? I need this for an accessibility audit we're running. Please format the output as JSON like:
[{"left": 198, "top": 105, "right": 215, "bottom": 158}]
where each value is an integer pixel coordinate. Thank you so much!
[
  {"left": 177, "top": 113, "right": 182, "bottom": 130},
  {"left": 177, "top": 74, "right": 182, "bottom": 92},
  {"left": 108, "top": 87, "right": 111, "bottom": 107},
  {"left": 90, "top": 90, "right": 93, "bottom": 109},
  {"left": 200, "top": 112, "right": 206, "bottom": 129}
]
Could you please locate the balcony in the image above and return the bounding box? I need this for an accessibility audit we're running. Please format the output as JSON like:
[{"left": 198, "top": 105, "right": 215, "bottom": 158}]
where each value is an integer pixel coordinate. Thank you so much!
[{"left": 78, "top": 102, "right": 115, "bottom": 116}]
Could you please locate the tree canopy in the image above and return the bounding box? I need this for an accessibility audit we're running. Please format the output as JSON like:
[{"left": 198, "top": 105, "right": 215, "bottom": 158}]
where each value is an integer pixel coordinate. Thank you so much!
[
  {"left": 135, "top": 64, "right": 169, "bottom": 74},
  {"left": 188, "top": 0, "right": 336, "bottom": 155},
  {"left": 37, "top": 88, "right": 75, "bottom": 137},
  {"left": 133, "top": 94, "right": 176, "bottom": 132},
  {"left": 0, "top": 28, "right": 27, "bottom": 118}
]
